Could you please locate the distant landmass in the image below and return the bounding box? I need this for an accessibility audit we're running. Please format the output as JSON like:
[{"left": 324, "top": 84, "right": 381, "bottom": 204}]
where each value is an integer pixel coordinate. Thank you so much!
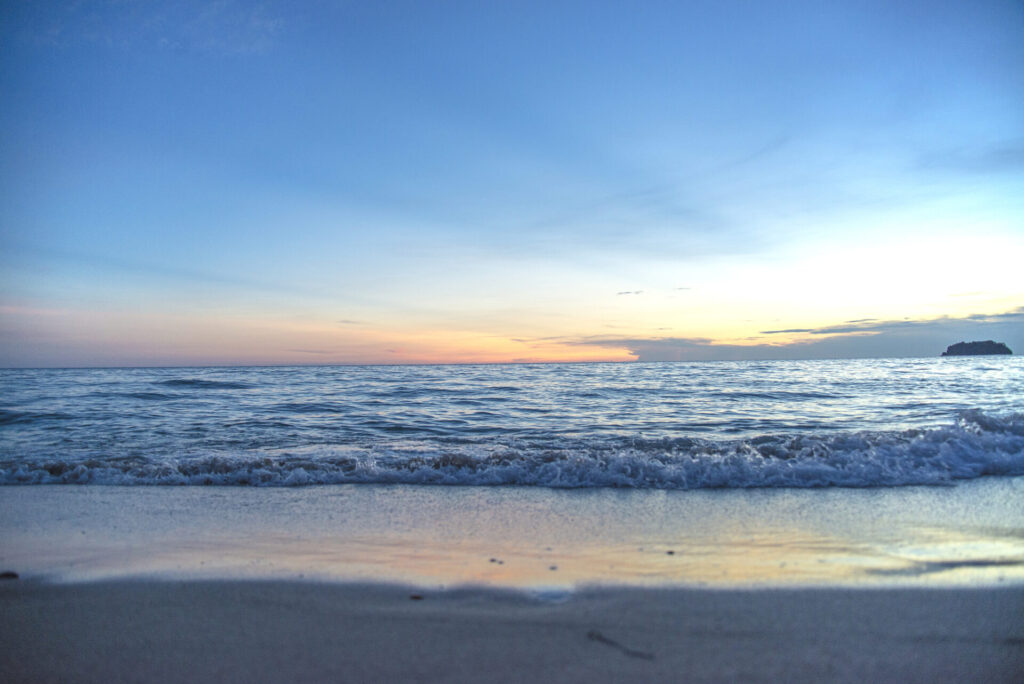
[{"left": 941, "top": 340, "right": 1013, "bottom": 356}]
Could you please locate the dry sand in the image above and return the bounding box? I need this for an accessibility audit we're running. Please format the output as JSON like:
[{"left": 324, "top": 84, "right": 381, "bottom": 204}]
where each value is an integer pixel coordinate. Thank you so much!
[{"left": 2, "top": 580, "right": 1022, "bottom": 683}]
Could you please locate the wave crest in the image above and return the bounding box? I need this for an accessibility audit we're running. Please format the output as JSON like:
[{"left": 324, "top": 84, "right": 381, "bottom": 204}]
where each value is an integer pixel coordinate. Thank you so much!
[{"left": 3, "top": 411, "right": 1023, "bottom": 489}]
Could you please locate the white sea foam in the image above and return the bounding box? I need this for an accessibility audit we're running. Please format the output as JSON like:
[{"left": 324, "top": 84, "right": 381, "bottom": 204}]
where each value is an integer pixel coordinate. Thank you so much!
[{"left": 3, "top": 410, "right": 1023, "bottom": 489}]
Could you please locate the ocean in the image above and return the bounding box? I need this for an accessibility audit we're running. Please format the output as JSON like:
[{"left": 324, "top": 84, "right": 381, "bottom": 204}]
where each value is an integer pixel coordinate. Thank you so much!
[
  {"left": 3, "top": 357, "right": 1024, "bottom": 587},
  {"left": 2, "top": 357, "right": 1023, "bottom": 488}
]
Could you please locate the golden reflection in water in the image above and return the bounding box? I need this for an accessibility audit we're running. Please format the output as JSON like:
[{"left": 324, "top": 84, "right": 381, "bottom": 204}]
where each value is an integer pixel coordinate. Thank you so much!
[
  {"left": 6, "top": 482, "right": 1024, "bottom": 588},
  {"left": 94, "top": 526, "right": 1024, "bottom": 589}
]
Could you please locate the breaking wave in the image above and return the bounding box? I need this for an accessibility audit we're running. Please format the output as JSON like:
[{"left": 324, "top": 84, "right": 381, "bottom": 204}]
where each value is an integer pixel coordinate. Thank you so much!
[{"left": 3, "top": 410, "right": 1022, "bottom": 489}]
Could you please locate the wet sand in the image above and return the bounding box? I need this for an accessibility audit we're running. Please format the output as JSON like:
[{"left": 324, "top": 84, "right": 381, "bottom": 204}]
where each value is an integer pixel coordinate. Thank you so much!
[
  {"left": 2, "top": 580, "right": 1022, "bottom": 683},
  {"left": 4, "top": 480, "right": 1024, "bottom": 587},
  {"left": 3, "top": 482, "right": 1023, "bottom": 681}
]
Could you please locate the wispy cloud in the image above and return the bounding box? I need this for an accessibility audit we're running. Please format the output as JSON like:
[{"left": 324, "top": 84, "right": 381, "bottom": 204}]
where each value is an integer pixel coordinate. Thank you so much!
[
  {"left": 3, "top": 243, "right": 398, "bottom": 311},
  {"left": 616, "top": 290, "right": 644, "bottom": 296},
  {"left": 760, "top": 308, "right": 1024, "bottom": 337},
  {"left": 568, "top": 307, "right": 1024, "bottom": 361},
  {"left": 8, "top": 243, "right": 313, "bottom": 298},
  {"left": 760, "top": 328, "right": 814, "bottom": 335},
  {"left": 919, "top": 140, "right": 1024, "bottom": 174}
]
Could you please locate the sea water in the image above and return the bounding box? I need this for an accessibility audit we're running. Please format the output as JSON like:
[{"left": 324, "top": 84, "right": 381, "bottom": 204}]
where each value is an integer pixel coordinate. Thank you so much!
[
  {"left": 2, "top": 357, "right": 1024, "bottom": 586},
  {"left": 2, "top": 357, "right": 1023, "bottom": 488}
]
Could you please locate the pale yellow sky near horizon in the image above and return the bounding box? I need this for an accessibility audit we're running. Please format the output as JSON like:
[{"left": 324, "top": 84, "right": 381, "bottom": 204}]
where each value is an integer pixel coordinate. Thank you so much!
[{"left": 3, "top": 223, "right": 1021, "bottom": 366}]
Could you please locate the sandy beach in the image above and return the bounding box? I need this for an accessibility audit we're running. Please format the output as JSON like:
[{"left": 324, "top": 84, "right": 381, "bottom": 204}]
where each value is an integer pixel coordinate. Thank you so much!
[
  {"left": 3, "top": 579, "right": 1022, "bottom": 683},
  {"left": 2, "top": 480, "right": 1024, "bottom": 681}
]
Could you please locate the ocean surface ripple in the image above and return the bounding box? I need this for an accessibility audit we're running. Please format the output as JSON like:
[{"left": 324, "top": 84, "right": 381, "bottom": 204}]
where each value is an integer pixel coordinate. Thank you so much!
[{"left": 2, "top": 358, "right": 1022, "bottom": 488}]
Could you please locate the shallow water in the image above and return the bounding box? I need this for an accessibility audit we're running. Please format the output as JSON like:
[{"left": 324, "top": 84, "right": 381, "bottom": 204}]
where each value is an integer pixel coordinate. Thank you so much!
[{"left": 3, "top": 478, "right": 1023, "bottom": 588}]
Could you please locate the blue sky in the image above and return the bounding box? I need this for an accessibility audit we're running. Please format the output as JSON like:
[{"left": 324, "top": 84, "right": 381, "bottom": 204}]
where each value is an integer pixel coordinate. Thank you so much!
[{"left": 1, "top": 1, "right": 1022, "bottom": 366}]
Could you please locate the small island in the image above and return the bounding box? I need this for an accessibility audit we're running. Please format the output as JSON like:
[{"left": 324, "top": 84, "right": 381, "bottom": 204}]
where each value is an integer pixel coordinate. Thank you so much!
[{"left": 941, "top": 340, "right": 1013, "bottom": 356}]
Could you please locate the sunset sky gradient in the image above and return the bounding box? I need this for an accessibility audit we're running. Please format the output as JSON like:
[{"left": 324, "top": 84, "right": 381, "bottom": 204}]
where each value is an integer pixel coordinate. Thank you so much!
[{"left": 2, "top": 1, "right": 1022, "bottom": 366}]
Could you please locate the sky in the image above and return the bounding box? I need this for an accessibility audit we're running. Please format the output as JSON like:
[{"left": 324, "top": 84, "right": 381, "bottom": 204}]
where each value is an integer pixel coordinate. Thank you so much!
[{"left": 1, "top": 0, "right": 1022, "bottom": 367}]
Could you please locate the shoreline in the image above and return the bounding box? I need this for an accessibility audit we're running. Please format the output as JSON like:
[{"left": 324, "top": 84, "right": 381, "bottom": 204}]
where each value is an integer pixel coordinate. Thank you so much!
[
  {"left": 4, "top": 479, "right": 1024, "bottom": 588},
  {"left": 4, "top": 479, "right": 1023, "bottom": 680},
  {"left": 3, "top": 578, "right": 1022, "bottom": 682}
]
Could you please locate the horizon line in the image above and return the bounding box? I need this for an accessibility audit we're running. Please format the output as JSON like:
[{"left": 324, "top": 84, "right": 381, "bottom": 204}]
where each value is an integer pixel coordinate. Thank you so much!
[{"left": 2, "top": 353, "right": 1012, "bottom": 371}]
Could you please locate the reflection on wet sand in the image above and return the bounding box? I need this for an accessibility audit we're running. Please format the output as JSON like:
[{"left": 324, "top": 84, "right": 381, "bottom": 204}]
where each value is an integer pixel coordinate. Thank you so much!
[{"left": 4, "top": 479, "right": 1023, "bottom": 588}]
